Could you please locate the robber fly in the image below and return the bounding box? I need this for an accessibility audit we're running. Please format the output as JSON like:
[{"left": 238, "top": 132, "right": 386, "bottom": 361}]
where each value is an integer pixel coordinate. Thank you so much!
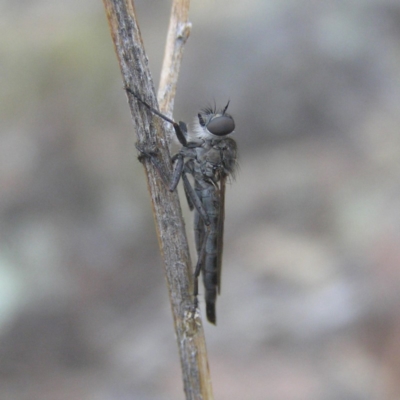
[{"left": 126, "top": 87, "right": 237, "bottom": 324}]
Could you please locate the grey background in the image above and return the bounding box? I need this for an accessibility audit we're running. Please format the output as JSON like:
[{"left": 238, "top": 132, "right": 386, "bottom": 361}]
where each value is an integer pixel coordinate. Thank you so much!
[{"left": 1, "top": 0, "right": 400, "bottom": 399}]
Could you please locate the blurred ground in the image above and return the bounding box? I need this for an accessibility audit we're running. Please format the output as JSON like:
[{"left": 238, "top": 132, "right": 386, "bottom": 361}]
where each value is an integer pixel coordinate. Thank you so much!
[{"left": 1, "top": 0, "right": 400, "bottom": 399}]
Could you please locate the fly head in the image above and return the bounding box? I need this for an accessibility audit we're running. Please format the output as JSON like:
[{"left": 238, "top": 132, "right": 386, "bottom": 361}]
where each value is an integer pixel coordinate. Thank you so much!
[{"left": 197, "top": 101, "right": 235, "bottom": 137}]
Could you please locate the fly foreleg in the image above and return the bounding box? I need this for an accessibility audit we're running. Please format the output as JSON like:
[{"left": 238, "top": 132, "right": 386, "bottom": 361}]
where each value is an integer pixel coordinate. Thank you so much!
[
  {"left": 169, "top": 144, "right": 201, "bottom": 192},
  {"left": 181, "top": 171, "right": 210, "bottom": 225},
  {"left": 135, "top": 143, "right": 171, "bottom": 186},
  {"left": 125, "top": 86, "right": 188, "bottom": 146},
  {"left": 169, "top": 154, "right": 198, "bottom": 212},
  {"left": 169, "top": 153, "right": 184, "bottom": 192}
]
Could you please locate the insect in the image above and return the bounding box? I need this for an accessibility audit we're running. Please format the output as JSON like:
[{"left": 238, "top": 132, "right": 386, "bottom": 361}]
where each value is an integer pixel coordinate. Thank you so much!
[{"left": 127, "top": 87, "right": 237, "bottom": 324}]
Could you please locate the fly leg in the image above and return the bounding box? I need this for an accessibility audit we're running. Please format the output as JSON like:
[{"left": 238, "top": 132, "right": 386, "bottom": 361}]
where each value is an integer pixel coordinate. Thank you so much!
[
  {"left": 181, "top": 171, "right": 210, "bottom": 225},
  {"left": 125, "top": 86, "right": 188, "bottom": 146},
  {"left": 175, "top": 167, "right": 213, "bottom": 319},
  {"left": 174, "top": 158, "right": 194, "bottom": 211},
  {"left": 192, "top": 219, "right": 214, "bottom": 324},
  {"left": 193, "top": 220, "right": 210, "bottom": 314},
  {"left": 136, "top": 143, "right": 192, "bottom": 191},
  {"left": 169, "top": 145, "right": 203, "bottom": 194},
  {"left": 169, "top": 153, "right": 184, "bottom": 192},
  {"left": 135, "top": 143, "right": 171, "bottom": 186}
]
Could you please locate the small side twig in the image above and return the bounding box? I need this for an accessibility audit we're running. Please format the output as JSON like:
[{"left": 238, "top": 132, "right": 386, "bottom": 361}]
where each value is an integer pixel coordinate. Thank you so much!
[
  {"left": 157, "top": 0, "right": 192, "bottom": 119},
  {"left": 102, "top": 0, "right": 213, "bottom": 399}
]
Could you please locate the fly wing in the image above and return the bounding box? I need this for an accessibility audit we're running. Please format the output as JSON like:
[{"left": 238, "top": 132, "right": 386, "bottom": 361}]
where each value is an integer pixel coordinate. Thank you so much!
[
  {"left": 216, "top": 174, "right": 226, "bottom": 294},
  {"left": 216, "top": 137, "right": 237, "bottom": 295}
]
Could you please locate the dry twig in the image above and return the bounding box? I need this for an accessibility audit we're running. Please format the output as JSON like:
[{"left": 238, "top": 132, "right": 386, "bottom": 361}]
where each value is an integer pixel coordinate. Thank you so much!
[{"left": 102, "top": 0, "right": 213, "bottom": 398}]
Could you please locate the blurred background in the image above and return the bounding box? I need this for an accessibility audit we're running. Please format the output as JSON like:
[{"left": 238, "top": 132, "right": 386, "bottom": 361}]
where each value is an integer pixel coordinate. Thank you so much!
[{"left": 1, "top": 0, "right": 400, "bottom": 399}]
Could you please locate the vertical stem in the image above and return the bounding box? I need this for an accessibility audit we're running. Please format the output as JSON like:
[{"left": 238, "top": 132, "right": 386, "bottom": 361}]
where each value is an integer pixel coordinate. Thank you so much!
[
  {"left": 102, "top": 1, "right": 213, "bottom": 399},
  {"left": 157, "top": 0, "right": 191, "bottom": 118}
]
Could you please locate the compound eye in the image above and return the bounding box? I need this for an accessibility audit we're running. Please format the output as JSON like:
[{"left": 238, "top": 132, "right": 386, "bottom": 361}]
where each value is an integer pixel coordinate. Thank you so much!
[{"left": 206, "top": 116, "right": 235, "bottom": 136}]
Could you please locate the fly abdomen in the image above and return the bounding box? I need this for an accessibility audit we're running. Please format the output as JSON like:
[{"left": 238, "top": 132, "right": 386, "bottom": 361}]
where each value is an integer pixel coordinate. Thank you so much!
[
  {"left": 195, "top": 184, "right": 220, "bottom": 324},
  {"left": 203, "top": 252, "right": 218, "bottom": 324}
]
